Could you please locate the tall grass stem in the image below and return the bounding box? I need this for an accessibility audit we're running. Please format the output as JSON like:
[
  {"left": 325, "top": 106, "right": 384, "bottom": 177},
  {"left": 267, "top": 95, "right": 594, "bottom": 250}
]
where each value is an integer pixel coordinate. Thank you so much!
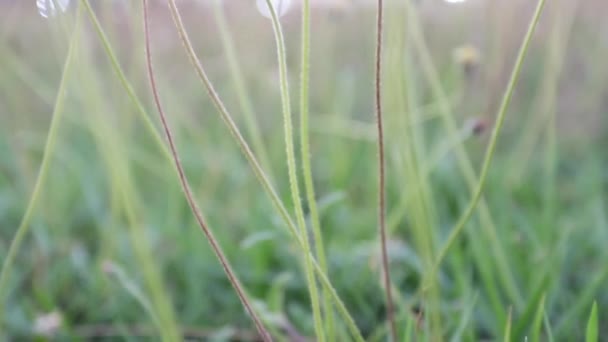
[
  {"left": 433, "top": 0, "right": 547, "bottom": 270},
  {"left": 374, "top": 0, "right": 397, "bottom": 340},
  {"left": 165, "top": 0, "right": 363, "bottom": 339},
  {"left": 262, "top": 1, "right": 324, "bottom": 340},
  {"left": 0, "top": 5, "right": 81, "bottom": 327},
  {"left": 142, "top": 1, "right": 272, "bottom": 340}
]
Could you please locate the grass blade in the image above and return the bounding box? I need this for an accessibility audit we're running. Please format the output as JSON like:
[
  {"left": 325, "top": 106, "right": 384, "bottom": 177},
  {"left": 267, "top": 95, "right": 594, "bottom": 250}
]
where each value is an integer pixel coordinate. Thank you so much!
[
  {"left": 432, "top": 0, "right": 547, "bottom": 275},
  {"left": 544, "top": 313, "right": 555, "bottom": 342},
  {"left": 103, "top": 261, "right": 163, "bottom": 335},
  {"left": 262, "top": 0, "right": 324, "bottom": 340},
  {"left": 0, "top": 5, "right": 81, "bottom": 327},
  {"left": 211, "top": 1, "right": 275, "bottom": 183},
  {"left": 530, "top": 294, "right": 546, "bottom": 342},
  {"left": 504, "top": 308, "right": 513, "bottom": 342},
  {"left": 586, "top": 301, "right": 598, "bottom": 342},
  {"left": 298, "top": 0, "right": 335, "bottom": 338},
  {"left": 513, "top": 272, "right": 551, "bottom": 339}
]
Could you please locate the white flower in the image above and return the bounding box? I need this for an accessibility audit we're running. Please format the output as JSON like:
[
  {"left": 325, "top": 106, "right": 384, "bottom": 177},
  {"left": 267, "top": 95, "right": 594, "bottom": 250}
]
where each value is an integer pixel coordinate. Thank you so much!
[
  {"left": 37, "top": 0, "right": 71, "bottom": 18},
  {"left": 33, "top": 311, "right": 63, "bottom": 336},
  {"left": 256, "top": 0, "right": 292, "bottom": 19}
]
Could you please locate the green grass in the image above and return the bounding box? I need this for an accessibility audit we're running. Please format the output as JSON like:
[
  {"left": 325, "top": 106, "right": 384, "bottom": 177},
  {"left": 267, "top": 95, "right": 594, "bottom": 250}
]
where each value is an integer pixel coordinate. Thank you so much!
[{"left": 1, "top": 0, "right": 607, "bottom": 340}]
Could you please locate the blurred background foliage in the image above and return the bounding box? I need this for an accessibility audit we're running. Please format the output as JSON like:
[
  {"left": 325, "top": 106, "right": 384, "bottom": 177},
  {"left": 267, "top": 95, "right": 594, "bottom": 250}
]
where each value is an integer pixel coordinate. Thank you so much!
[{"left": 0, "top": 0, "right": 607, "bottom": 340}]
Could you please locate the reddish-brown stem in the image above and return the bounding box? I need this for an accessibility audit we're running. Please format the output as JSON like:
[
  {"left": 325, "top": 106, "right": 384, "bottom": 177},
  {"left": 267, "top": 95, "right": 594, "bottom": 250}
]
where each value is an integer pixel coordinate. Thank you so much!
[
  {"left": 375, "top": 0, "right": 397, "bottom": 340},
  {"left": 141, "top": 1, "right": 272, "bottom": 341}
]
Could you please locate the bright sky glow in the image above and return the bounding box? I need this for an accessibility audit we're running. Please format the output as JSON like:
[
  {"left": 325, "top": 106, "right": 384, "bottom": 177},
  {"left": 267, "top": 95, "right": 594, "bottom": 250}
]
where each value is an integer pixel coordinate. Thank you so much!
[
  {"left": 37, "top": 0, "right": 70, "bottom": 18},
  {"left": 256, "top": 0, "right": 293, "bottom": 19}
]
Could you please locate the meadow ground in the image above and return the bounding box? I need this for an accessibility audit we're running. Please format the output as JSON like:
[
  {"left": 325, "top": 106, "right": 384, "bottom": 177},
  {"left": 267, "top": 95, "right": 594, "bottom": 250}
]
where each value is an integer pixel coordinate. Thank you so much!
[{"left": 1, "top": 0, "right": 607, "bottom": 340}]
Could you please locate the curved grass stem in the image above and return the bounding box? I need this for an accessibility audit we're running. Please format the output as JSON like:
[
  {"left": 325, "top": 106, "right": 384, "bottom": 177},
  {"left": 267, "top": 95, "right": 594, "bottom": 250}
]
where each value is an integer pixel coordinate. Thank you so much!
[
  {"left": 403, "top": 0, "right": 523, "bottom": 308},
  {"left": 433, "top": 0, "right": 547, "bottom": 272},
  {"left": 142, "top": 1, "right": 271, "bottom": 340},
  {"left": 81, "top": 0, "right": 365, "bottom": 338},
  {"left": 211, "top": 1, "right": 275, "bottom": 184},
  {"left": 80, "top": 0, "right": 171, "bottom": 162},
  {"left": 165, "top": 0, "right": 363, "bottom": 339},
  {"left": 0, "top": 5, "right": 82, "bottom": 327}
]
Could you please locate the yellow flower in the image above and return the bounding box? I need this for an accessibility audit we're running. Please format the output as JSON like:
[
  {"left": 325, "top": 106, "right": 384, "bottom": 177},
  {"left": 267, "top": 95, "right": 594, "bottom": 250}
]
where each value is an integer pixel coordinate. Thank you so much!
[{"left": 453, "top": 44, "right": 481, "bottom": 74}]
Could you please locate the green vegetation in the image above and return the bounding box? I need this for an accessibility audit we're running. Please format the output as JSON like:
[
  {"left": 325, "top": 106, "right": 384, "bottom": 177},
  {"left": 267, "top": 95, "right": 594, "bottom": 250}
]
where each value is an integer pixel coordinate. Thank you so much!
[{"left": 0, "top": 0, "right": 606, "bottom": 340}]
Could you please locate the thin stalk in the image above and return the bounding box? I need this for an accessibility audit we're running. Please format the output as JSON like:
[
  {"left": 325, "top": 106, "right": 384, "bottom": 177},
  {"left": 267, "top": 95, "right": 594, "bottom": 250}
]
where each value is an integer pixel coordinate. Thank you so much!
[
  {"left": 540, "top": 3, "right": 570, "bottom": 248},
  {"left": 102, "top": 261, "right": 163, "bottom": 333},
  {"left": 211, "top": 1, "right": 275, "bottom": 183},
  {"left": 402, "top": 36, "right": 443, "bottom": 338},
  {"left": 262, "top": 1, "right": 324, "bottom": 340},
  {"left": 0, "top": 6, "right": 81, "bottom": 326},
  {"left": 80, "top": 0, "right": 171, "bottom": 162},
  {"left": 142, "top": 1, "right": 271, "bottom": 340},
  {"left": 404, "top": 0, "right": 522, "bottom": 308},
  {"left": 507, "top": 1, "right": 577, "bottom": 186},
  {"left": 374, "top": 0, "right": 396, "bottom": 340},
  {"left": 433, "top": 0, "right": 547, "bottom": 268},
  {"left": 298, "top": 0, "right": 334, "bottom": 339},
  {"left": 119, "top": 184, "right": 181, "bottom": 342},
  {"left": 143, "top": 1, "right": 363, "bottom": 339},
  {"left": 72, "top": 37, "right": 181, "bottom": 340},
  {"left": 77, "top": 2, "right": 360, "bottom": 338}
]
